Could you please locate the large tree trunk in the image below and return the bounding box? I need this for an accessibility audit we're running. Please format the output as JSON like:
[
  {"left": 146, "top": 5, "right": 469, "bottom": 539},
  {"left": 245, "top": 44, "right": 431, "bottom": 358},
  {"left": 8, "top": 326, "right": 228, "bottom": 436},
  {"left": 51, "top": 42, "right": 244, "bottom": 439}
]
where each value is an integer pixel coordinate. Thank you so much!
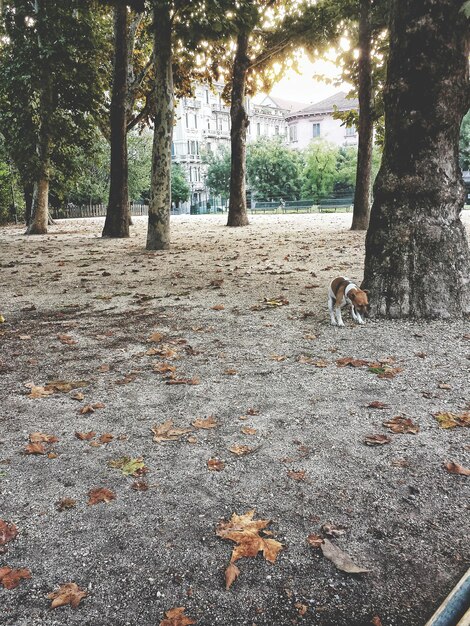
[
  {"left": 362, "top": 0, "right": 470, "bottom": 318},
  {"left": 146, "top": 2, "right": 173, "bottom": 250},
  {"left": 351, "top": 0, "right": 373, "bottom": 231},
  {"left": 227, "top": 32, "right": 250, "bottom": 227},
  {"left": 102, "top": 4, "right": 130, "bottom": 238}
]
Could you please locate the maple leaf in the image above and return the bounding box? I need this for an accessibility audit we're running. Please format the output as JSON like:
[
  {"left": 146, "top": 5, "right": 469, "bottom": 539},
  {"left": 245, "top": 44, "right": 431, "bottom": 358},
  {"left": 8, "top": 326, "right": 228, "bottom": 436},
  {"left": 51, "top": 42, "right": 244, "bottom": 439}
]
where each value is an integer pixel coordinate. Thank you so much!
[
  {"left": 45, "top": 380, "right": 89, "bottom": 393},
  {"left": 71, "top": 391, "right": 85, "bottom": 401},
  {"left": 320, "top": 538, "right": 369, "bottom": 574},
  {"left": 434, "top": 412, "right": 470, "bottom": 429},
  {"left": 29, "top": 432, "right": 58, "bottom": 444},
  {"left": 228, "top": 445, "right": 254, "bottom": 456},
  {"left": 224, "top": 563, "right": 240, "bottom": 591},
  {"left": 212, "top": 304, "right": 225, "bottom": 311},
  {"left": 108, "top": 457, "right": 146, "bottom": 476},
  {"left": 307, "top": 533, "right": 323, "bottom": 549},
  {"left": 297, "top": 355, "right": 328, "bottom": 367},
  {"left": 151, "top": 420, "right": 192, "bottom": 443},
  {"left": 0, "top": 566, "right": 31, "bottom": 589},
  {"left": 24, "top": 442, "right": 47, "bottom": 455},
  {"left": 79, "top": 403, "right": 105, "bottom": 414},
  {"left": 443, "top": 461, "right": 470, "bottom": 476},
  {"left": 241, "top": 426, "right": 257, "bottom": 435},
  {"left": 192, "top": 416, "right": 218, "bottom": 429},
  {"left": 287, "top": 470, "right": 306, "bottom": 481},
  {"left": 75, "top": 431, "right": 96, "bottom": 441},
  {"left": 366, "top": 401, "right": 389, "bottom": 409},
  {"left": 321, "top": 523, "right": 346, "bottom": 537},
  {"left": 364, "top": 434, "right": 391, "bottom": 446},
  {"left": 99, "top": 433, "right": 113, "bottom": 444},
  {"left": 56, "top": 498, "right": 77, "bottom": 511},
  {"left": 88, "top": 488, "right": 116, "bottom": 505},
  {"left": 154, "top": 362, "right": 177, "bottom": 374},
  {"left": 148, "top": 332, "right": 164, "bottom": 342},
  {"left": 217, "top": 511, "right": 283, "bottom": 589},
  {"left": 27, "top": 385, "right": 54, "bottom": 399},
  {"left": 295, "top": 603, "right": 308, "bottom": 616},
  {"left": 336, "top": 357, "right": 369, "bottom": 367},
  {"left": 0, "top": 520, "right": 18, "bottom": 546},
  {"left": 383, "top": 416, "right": 419, "bottom": 434},
  {"left": 207, "top": 458, "right": 225, "bottom": 471},
  {"left": 132, "top": 480, "right": 149, "bottom": 491},
  {"left": 48, "top": 582, "right": 87, "bottom": 609},
  {"left": 159, "top": 606, "right": 196, "bottom": 626},
  {"left": 270, "top": 354, "right": 287, "bottom": 361}
]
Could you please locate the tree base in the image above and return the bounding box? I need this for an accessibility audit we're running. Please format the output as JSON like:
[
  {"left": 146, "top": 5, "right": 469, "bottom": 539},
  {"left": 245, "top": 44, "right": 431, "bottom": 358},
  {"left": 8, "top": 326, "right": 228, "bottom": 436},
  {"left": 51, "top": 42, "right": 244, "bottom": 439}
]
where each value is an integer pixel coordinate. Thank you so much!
[
  {"left": 25, "top": 224, "right": 47, "bottom": 235},
  {"left": 227, "top": 213, "right": 249, "bottom": 227},
  {"left": 350, "top": 215, "right": 369, "bottom": 231}
]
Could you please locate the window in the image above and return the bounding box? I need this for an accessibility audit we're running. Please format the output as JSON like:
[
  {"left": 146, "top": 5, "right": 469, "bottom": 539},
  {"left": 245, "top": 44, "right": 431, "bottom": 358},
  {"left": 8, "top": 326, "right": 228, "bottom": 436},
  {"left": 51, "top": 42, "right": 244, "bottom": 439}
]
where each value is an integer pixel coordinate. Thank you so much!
[
  {"left": 345, "top": 126, "right": 356, "bottom": 137},
  {"left": 194, "top": 114, "right": 198, "bottom": 129},
  {"left": 275, "top": 126, "right": 279, "bottom": 135},
  {"left": 205, "top": 90, "right": 209, "bottom": 104},
  {"left": 257, "top": 123, "right": 261, "bottom": 136},
  {"left": 312, "top": 123, "right": 321, "bottom": 138},
  {"left": 185, "top": 113, "right": 189, "bottom": 128},
  {"left": 289, "top": 125, "right": 297, "bottom": 142}
]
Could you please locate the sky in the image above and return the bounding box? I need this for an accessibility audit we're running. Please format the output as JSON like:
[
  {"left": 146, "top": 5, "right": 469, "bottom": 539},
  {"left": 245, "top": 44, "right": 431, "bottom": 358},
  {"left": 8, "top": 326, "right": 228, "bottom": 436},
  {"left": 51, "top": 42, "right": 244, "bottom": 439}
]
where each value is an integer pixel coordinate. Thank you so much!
[{"left": 255, "top": 52, "right": 353, "bottom": 107}]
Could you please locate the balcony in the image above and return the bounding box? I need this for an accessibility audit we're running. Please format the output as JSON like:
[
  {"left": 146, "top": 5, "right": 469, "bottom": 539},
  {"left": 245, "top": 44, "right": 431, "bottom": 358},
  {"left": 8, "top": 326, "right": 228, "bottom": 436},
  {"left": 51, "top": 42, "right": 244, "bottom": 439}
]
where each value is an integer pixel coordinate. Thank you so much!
[{"left": 203, "top": 128, "right": 230, "bottom": 139}]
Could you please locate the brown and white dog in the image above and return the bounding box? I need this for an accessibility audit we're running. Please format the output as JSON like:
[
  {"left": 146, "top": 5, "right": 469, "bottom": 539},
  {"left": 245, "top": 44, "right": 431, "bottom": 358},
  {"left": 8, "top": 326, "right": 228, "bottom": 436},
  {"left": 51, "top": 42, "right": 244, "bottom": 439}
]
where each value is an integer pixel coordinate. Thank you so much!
[{"left": 328, "top": 276, "right": 369, "bottom": 327}]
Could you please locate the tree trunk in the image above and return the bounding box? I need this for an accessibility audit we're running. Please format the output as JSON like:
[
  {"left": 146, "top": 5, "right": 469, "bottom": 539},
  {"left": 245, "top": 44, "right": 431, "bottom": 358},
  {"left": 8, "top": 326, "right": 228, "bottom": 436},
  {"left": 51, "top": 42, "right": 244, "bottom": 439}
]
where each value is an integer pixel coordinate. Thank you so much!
[
  {"left": 351, "top": 0, "right": 373, "bottom": 231},
  {"left": 102, "top": 4, "right": 130, "bottom": 238},
  {"left": 24, "top": 183, "right": 33, "bottom": 226},
  {"left": 146, "top": 2, "right": 173, "bottom": 250},
  {"left": 26, "top": 0, "right": 51, "bottom": 235},
  {"left": 227, "top": 32, "right": 250, "bottom": 227},
  {"left": 362, "top": 0, "right": 470, "bottom": 318}
]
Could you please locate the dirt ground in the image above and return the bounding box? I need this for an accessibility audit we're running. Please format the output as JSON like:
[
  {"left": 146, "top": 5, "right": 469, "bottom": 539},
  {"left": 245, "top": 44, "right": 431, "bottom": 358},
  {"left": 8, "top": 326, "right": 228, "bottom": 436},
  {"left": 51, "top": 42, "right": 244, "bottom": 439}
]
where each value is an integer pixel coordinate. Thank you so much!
[{"left": 0, "top": 213, "right": 469, "bottom": 626}]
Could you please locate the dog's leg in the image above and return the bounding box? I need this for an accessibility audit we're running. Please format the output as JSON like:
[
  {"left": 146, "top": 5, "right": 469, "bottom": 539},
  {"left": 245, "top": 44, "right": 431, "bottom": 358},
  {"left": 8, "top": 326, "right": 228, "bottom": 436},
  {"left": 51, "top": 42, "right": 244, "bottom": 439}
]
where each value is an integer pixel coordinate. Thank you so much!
[
  {"left": 335, "top": 306, "right": 345, "bottom": 327},
  {"left": 356, "top": 311, "right": 365, "bottom": 325},
  {"left": 328, "top": 296, "right": 337, "bottom": 326},
  {"left": 351, "top": 306, "right": 359, "bottom": 323}
]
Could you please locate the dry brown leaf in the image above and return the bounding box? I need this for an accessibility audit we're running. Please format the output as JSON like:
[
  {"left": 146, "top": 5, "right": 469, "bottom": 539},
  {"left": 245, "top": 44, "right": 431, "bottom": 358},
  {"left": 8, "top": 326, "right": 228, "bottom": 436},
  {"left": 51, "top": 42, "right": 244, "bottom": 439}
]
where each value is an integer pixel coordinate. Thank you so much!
[
  {"left": 228, "top": 444, "right": 254, "bottom": 456},
  {"left": 71, "top": 391, "right": 84, "bottom": 401},
  {"left": 320, "top": 538, "right": 369, "bottom": 573},
  {"left": 287, "top": 470, "right": 306, "bottom": 481},
  {"left": 0, "top": 566, "right": 31, "bottom": 589},
  {"left": 29, "top": 432, "right": 58, "bottom": 444},
  {"left": 97, "top": 363, "right": 110, "bottom": 373},
  {"left": 297, "top": 355, "right": 328, "bottom": 367},
  {"left": 57, "top": 498, "right": 77, "bottom": 511},
  {"left": 443, "top": 461, "right": 470, "bottom": 476},
  {"left": 438, "top": 382, "right": 451, "bottom": 390},
  {"left": 371, "top": 617, "right": 383, "bottom": 626},
  {"left": 434, "top": 412, "right": 470, "bottom": 429},
  {"left": 207, "top": 458, "right": 225, "bottom": 471},
  {"left": 364, "top": 434, "right": 391, "bottom": 446},
  {"left": 321, "top": 523, "right": 346, "bottom": 537},
  {"left": 45, "top": 380, "right": 88, "bottom": 393},
  {"left": 192, "top": 415, "right": 218, "bottom": 430},
  {"left": 0, "top": 520, "right": 18, "bottom": 546},
  {"left": 75, "top": 431, "right": 96, "bottom": 441},
  {"left": 212, "top": 304, "right": 225, "bottom": 311},
  {"left": 148, "top": 332, "right": 164, "bottom": 342},
  {"left": 88, "top": 488, "right": 115, "bottom": 505},
  {"left": 241, "top": 426, "right": 257, "bottom": 435},
  {"left": 28, "top": 385, "right": 54, "bottom": 398},
  {"left": 151, "top": 420, "right": 192, "bottom": 443},
  {"left": 154, "top": 362, "right": 177, "bottom": 374},
  {"left": 247, "top": 408, "right": 259, "bottom": 416},
  {"left": 159, "top": 606, "right": 196, "bottom": 626},
  {"left": 24, "top": 442, "right": 47, "bottom": 455},
  {"left": 224, "top": 368, "right": 238, "bottom": 375},
  {"left": 295, "top": 602, "right": 308, "bottom": 616},
  {"left": 307, "top": 533, "right": 323, "bottom": 549},
  {"left": 270, "top": 354, "right": 287, "bottom": 362},
  {"left": 48, "top": 582, "right": 87, "bottom": 609},
  {"left": 224, "top": 563, "right": 240, "bottom": 591},
  {"left": 383, "top": 416, "right": 419, "bottom": 434},
  {"left": 99, "top": 433, "right": 113, "bottom": 444},
  {"left": 366, "top": 401, "right": 389, "bottom": 409},
  {"left": 132, "top": 480, "right": 149, "bottom": 491},
  {"left": 336, "top": 357, "right": 370, "bottom": 367}
]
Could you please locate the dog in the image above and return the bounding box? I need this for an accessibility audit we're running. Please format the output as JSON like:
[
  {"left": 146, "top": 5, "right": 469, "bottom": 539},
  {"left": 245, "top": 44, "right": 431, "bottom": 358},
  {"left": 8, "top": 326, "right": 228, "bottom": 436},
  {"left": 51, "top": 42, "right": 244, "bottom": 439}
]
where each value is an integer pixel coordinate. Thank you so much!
[{"left": 328, "top": 276, "right": 369, "bottom": 327}]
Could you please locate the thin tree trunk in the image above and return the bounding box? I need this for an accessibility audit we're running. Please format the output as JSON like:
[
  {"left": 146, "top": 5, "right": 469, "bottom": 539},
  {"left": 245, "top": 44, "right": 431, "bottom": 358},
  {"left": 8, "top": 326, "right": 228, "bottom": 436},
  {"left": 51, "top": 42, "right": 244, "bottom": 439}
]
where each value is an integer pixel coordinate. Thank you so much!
[
  {"left": 24, "top": 183, "right": 33, "bottom": 226},
  {"left": 227, "top": 32, "right": 250, "bottom": 227},
  {"left": 102, "top": 4, "right": 130, "bottom": 238},
  {"left": 146, "top": 2, "right": 173, "bottom": 250},
  {"left": 27, "top": 0, "right": 51, "bottom": 235},
  {"left": 362, "top": 0, "right": 470, "bottom": 318},
  {"left": 351, "top": 0, "right": 373, "bottom": 231}
]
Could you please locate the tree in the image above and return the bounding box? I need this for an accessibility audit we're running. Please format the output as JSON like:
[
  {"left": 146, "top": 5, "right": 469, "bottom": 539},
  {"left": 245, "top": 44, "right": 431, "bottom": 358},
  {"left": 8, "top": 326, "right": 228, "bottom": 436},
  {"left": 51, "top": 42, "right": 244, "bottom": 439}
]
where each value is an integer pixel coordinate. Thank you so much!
[
  {"left": 362, "top": 0, "right": 470, "bottom": 318},
  {"left": 246, "top": 138, "right": 302, "bottom": 200},
  {"left": 301, "top": 140, "right": 338, "bottom": 198},
  {"left": 171, "top": 164, "right": 190, "bottom": 207},
  {"left": 205, "top": 149, "right": 231, "bottom": 202}
]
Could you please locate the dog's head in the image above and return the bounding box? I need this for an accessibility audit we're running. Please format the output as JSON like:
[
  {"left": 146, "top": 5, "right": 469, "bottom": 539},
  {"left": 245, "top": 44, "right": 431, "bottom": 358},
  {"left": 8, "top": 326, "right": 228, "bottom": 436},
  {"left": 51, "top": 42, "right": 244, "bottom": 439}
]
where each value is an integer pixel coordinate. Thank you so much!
[{"left": 349, "top": 289, "right": 370, "bottom": 316}]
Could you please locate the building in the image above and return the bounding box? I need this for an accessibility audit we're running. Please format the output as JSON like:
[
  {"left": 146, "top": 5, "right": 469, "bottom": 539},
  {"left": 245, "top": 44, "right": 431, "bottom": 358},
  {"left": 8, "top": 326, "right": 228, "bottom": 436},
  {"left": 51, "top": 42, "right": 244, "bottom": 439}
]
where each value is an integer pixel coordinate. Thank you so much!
[
  {"left": 171, "top": 87, "right": 358, "bottom": 210},
  {"left": 285, "top": 91, "right": 359, "bottom": 150}
]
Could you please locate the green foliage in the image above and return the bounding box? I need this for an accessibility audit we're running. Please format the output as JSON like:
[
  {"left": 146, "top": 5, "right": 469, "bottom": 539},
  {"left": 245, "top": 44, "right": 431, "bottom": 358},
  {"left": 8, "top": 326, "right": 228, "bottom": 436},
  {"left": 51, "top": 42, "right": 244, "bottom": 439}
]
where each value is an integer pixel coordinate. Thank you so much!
[
  {"left": 128, "top": 133, "right": 152, "bottom": 201},
  {"left": 205, "top": 148, "right": 232, "bottom": 199},
  {"left": 246, "top": 138, "right": 303, "bottom": 200},
  {"left": 459, "top": 111, "right": 470, "bottom": 170},
  {"left": 301, "top": 140, "right": 339, "bottom": 198},
  {"left": 171, "top": 164, "right": 190, "bottom": 206}
]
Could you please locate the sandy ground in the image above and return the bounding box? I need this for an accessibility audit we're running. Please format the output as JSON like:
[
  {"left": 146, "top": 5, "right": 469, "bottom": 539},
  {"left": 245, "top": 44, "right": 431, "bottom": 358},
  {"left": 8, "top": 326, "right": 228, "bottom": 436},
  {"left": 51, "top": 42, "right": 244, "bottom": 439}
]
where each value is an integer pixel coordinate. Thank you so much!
[{"left": 0, "top": 213, "right": 469, "bottom": 626}]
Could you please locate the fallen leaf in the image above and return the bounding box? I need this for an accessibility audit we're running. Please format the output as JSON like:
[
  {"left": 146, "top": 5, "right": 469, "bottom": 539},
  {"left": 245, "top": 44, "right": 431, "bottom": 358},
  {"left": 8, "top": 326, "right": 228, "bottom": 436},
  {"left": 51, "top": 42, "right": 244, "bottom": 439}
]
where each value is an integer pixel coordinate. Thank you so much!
[
  {"left": 391, "top": 458, "right": 409, "bottom": 468},
  {"left": 88, "top": 488, "right": 115, "bottom": 505},
  {"left": 241, "top": 426, "right": 257, "bottom": 435},
  {"left": 57, "top": 334, "right": 77, "bottom": 345},
  {"left": 364, "top": 434, "right": 391, "bottom": 446},
  {"left": 262, "top": 297, "right": 289, "bottom": 307},
  {"left": 297, "top": 355, "right": 328, "bottom": 367},
  {"left": 438, "top": 382, "right": 451, "bottom": 390},
  {"left": 366, "top": 401, "right": 389, "bottom": 409},
  {"left": 48, "top": 582, "right": 87, "bottom": 609},
  {"left": 159, "top": 606, "right": 196, "bottom": 626},
  {"left": 224, "top": 563, "right": 240, "bottom": 591},
  {"left": 368, "top": 366, "right": 402, "bottom": 379},
  {"left": 228, "top": 445, "right": 254, "bottom": 456},
  {"left": 28, "top": 385, "right": 54, "bottom": 399},
  {"left": 154, "top": 362, "right": 177, "bottom": 374},
  {"left": 108, "top": 457, "right": 146, "bottom": 477},
  {"left": 29, "top": 432, "right": 58, "bottom": 444},
  {"left": 151, "top": 420, "right": 192, "bottom": 443},
  {"left": 287, "top": 469, "right": 306, "bottom": 481},
  {"left": 307, "top": 533, "right": 323, "bottom": 549},
  {"left": 45, "top": 380, "right": 88, "bottom": 393},
  {"left": 56, "top": 498, "right": 77, "bottom": 511},
  {"left": 99, "top": 433, "right": 113, "bottom": 444},
  {"left": 71, "top": 391, "right": 84, "bottom": 401},
  {"left": 192, "top": 415, "right": 218, "bottom": 429},
  {"left": 148, "top": 332, "right": 164, "bottom": 342},
  {"left": 132, "top": 480, "right": 149, "bottom": 491},
  {"left": 270, "top": 354, "right": 287, "bottom": 361},
  {"left": 321, "top": 523, "right": 346, "bottom": 537},
  {"left": 320, "top": 538, "right": 369, "bottom": 573},
  {"left": 79, "top": 402, "right": 105, "bottom": 414},
  {"left": 247, "top": 408, "right": 260, "bottom": 416},
  {"left": 0, "top": 520, "right": 18, "bottom": 546},
  {"left": 443, "top": 461, "right": 470, "bottom": 476},
  {"left": 0, "top": 567, "right": 31, "bottom": 589},
  {"left": 295, "top": 602, "right": 308, "bottom": 616},
  {"left": 97, "top": 364, "right": 110, "bottom": 373},
  {"left": 336, "top": 357, "right": 369, "bottom": 367},
  {"left": 207, "top": 458, "right": 225, "bottom": 471},
  {"left": 383, "top": 416, "right": 419, "bottom": 434},
  {"left": 371, "top": 617, "right": 383, "bottom": 626},
  {"left": 75, "top": 431, "right": 96, "bottom": 441},
  {"left": 434, "top": 412, "right": 470, "bottom": 429},
  {"left": 224, "top": 368, "right": 237, "bottom": 375},
  {"left": 212, "top": 304, "right": 225, "bottom": 311},
  {"left": 24, "top": 442, "right": 46, "bottom": 455}
]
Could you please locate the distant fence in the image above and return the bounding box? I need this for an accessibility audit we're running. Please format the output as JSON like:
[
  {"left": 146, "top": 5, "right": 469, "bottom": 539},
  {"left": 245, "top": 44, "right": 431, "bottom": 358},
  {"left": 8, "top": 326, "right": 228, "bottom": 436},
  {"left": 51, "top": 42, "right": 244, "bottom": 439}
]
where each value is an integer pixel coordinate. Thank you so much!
[{"left": 51, "top": 204, "right": 188, "bottom": 219}]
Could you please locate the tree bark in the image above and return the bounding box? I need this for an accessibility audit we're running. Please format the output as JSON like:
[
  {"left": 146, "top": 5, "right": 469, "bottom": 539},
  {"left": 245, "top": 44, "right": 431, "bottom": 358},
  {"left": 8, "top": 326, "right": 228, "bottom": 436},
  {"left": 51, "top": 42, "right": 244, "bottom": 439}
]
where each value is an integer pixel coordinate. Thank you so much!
[
  {"left": 227, "top": 32, "right": 250, "bottom": 227},
  {"left": 362, "top": 0, "right": 470, "bottom": 318},
  {"left": 102, "top": 4, "right": 130, "bottom": 238},
  {"left": 146, "top": 2, "right": 173, "bottom": 250},
  {"left": 351, "top": 0, "right": 373, "bottom": 231}
]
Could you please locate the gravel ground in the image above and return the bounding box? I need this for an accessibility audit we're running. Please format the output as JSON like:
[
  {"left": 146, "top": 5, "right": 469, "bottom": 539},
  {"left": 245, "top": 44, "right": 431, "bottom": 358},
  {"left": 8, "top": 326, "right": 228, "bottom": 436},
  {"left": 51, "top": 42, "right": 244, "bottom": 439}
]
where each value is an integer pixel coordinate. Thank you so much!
[{"left": 0, "top": 213, "right": 469, "bottom": 626}]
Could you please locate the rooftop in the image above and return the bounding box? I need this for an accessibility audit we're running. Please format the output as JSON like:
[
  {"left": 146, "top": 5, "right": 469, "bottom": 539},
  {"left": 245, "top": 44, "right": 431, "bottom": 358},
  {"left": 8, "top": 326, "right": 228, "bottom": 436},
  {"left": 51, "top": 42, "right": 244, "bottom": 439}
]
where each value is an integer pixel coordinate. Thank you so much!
[{"left": 286, "top": 91, "right": 359, "bottom": 118}]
